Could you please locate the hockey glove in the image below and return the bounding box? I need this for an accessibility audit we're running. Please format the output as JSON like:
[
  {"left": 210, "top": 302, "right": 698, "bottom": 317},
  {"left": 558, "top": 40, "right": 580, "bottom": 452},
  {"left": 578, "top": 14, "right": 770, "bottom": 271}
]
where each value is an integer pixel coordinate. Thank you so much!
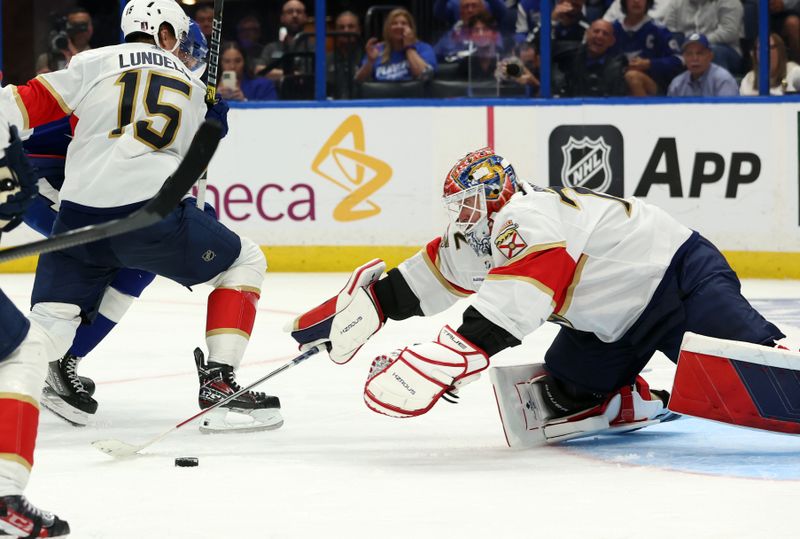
[
  {"left": 364, "top": 325, "right": 489, "bottom": 418},
  {"left": 205, "top": 98, "right": 229, "bottom": 138},
  {"left": 0, "top": 126, "right": 38, "bottom": 232},
  {"left": 286, "top": 259, "right": 386, "bottom": 364}
]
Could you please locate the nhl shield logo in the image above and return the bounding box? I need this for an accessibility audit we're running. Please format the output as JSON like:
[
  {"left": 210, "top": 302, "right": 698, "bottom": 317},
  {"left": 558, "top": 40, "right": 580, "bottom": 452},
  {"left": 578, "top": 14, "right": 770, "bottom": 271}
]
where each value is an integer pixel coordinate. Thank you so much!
[{"left": 560, "top": 136, "right": 612, "bottom": 192}]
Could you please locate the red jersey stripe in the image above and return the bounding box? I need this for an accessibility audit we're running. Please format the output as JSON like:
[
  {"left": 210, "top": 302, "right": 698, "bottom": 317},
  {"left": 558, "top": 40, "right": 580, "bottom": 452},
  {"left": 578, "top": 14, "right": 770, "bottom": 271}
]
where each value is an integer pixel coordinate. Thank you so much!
[
  {"left": 488, "top": 247, "right": 577, "bottom": 312},
  {"left": 13, "top": 78, "right": 71, "bottom": 129}
]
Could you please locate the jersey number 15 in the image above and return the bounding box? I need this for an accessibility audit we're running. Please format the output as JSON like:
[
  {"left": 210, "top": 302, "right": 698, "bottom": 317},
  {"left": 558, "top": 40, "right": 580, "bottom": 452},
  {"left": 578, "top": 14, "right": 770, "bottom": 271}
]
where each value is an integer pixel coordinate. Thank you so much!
[{"left": 109, "top": 69, "right": 192, "bottom": 150}]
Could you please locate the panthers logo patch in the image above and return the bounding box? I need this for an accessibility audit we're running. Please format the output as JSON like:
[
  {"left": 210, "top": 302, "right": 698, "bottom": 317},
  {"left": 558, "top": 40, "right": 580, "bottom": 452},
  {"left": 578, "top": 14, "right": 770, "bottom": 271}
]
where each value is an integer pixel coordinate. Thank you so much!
[{"left": 494, "top": 223, "right": 527, "bottom": 259}]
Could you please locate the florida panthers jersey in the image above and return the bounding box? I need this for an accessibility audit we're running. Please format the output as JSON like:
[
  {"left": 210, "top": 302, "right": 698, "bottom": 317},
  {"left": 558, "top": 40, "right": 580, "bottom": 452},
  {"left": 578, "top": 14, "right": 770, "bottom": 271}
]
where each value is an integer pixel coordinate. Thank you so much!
[
  {"left": 0, "top": 43, "right": 206, "bottom": 211},
  {"left": 398, "top": 182, "right": 692, "bottom": 343}
]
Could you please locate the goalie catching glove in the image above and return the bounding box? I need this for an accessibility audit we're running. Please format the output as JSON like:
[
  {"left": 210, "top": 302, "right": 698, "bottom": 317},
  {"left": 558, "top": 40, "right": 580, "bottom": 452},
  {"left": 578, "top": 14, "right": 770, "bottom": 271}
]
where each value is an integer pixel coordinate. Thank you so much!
[
  {"left": 287, "top": 259, "right": 386, "bottom": 364},
  {"left": 364, "top": 325, "right": 490, "bottom": 418}
]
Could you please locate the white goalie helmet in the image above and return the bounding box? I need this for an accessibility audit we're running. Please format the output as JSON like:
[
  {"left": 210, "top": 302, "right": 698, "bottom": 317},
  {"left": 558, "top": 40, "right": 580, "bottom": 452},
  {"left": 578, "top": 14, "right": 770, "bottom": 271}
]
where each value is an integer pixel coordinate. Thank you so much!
[{"left": 121, "top": 0, "right": 190, "bottom": 54}]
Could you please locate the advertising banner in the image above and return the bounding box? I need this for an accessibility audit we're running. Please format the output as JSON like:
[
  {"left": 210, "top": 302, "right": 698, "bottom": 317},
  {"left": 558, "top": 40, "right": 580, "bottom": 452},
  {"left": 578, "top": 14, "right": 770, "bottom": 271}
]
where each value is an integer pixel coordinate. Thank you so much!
[{"left": 494, "top": 103, "right": 799, "bottom": 252}]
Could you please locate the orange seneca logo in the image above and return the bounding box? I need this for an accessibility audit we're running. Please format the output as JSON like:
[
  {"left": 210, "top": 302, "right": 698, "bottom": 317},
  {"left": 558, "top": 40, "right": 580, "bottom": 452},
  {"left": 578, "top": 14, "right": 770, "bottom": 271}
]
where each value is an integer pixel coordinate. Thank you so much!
[{"left": 311, "top": 115, "right": 392, "bottom": 222}]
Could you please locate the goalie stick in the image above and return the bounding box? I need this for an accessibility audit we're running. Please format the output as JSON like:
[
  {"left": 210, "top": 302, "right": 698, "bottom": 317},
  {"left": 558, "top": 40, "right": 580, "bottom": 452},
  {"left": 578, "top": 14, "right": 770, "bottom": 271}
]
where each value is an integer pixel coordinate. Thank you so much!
[
  {"left": 0, "top": 120, "right": 222, "bottom": 264},
  {"left": 196, "top": 0, "right": 224, "bottom": 209},
  {"left": 91, "top": 344, "right": 325, "bottom": 458}
]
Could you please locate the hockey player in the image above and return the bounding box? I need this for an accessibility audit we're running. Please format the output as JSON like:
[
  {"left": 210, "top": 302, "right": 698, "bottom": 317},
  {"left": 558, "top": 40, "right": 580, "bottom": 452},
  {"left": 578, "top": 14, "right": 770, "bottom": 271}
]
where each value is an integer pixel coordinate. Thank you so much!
[
  {"left": 0, "top": 0, "right": 280, "bottom": 433},
  {"left": 23, "top": 21, "right": 229, "bottom": 427},
  {"left": 289, "top": 147, "right": 784, "bottom": 445},
  {"left": 0, "top": 123, "right": 70, "bottom": 537}
]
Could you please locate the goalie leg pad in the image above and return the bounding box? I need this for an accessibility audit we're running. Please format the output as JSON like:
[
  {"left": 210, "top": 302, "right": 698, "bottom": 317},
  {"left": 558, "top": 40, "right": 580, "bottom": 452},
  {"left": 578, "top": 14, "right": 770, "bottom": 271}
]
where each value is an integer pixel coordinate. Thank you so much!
[
  {"left": 670, "top": 332, "right": 800, "bottom": 434},
  {"left": 490, "top": 364, "right": 671, "bottom": 448}
]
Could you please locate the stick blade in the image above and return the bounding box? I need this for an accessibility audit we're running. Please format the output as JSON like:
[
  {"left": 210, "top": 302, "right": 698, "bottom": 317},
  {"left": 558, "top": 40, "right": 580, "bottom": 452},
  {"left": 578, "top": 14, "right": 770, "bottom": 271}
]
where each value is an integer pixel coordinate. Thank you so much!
[{"left": 91, "top": 439, "right": 143, "bottom": 458}]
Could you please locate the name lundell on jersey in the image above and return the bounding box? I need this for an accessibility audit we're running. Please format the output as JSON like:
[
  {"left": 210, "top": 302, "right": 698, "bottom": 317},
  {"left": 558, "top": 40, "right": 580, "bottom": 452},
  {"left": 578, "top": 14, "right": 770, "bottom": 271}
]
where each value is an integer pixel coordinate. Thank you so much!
[{"left": 118, "top": 51, "right": 190, "bottom": 79}]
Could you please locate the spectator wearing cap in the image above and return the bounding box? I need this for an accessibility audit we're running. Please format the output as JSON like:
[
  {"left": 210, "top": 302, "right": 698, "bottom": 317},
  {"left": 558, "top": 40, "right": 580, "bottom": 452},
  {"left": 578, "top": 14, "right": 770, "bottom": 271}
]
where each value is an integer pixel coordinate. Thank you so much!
[
  {"left": 667, "top": 33, "right": 739, "bottom": 96},
  {"left": 662, "top": 0, "right": 743, "bottom": 74},
  {"left": 555, "top": 19, "right": 628, "bottom": 96},
  {"left": 612, "top": 0, "right": 682, "bottom": 96}
]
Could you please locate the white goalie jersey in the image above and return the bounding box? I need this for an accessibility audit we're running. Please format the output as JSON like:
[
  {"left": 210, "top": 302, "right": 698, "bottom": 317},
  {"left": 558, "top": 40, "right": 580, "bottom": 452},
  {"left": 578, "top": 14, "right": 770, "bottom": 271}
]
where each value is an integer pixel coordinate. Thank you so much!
[
  {"left": 0, "top": 43, "right": 206, "bottom": 211},
  {"left": 398, "top": 182, "right": 692, "bottom": 343}
]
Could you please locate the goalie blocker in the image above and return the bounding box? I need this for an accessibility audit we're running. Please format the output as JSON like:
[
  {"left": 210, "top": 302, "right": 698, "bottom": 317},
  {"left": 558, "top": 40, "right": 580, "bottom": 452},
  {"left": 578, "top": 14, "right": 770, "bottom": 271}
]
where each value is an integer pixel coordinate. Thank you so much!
[{"left": 669, "top": 332, "right": 800, "bottom": 434}]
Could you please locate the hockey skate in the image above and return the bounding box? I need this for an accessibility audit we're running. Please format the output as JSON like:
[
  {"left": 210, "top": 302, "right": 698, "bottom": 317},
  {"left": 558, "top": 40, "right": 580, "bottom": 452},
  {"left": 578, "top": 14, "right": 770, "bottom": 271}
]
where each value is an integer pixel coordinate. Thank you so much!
[
  {"left": 0, "top": 495, "right": 70, "bottom": 538},
  {"left": 194, "top": 348, "right": 283, "bottom": 433},
  {"left": 490, "top": 364, "right": 678, "bottom": 448},
  {"left": 41, "top": 354, "right": 97, "bottom": 427}
]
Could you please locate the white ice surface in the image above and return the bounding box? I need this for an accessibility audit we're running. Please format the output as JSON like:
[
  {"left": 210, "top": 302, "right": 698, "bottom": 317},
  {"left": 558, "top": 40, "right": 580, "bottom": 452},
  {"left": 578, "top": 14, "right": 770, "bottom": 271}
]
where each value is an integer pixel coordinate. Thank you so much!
[{"left": 2, "top": 274, "right": 799, "bottom": 539}]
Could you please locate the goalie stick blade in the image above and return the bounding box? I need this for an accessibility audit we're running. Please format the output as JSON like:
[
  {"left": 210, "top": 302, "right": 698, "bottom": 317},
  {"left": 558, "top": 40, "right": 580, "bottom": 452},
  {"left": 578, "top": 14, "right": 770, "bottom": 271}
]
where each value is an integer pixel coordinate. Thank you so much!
[
  {"left": 90, "top": 439, "right": 145, "bottom": 458},
  {"left": 0, "top": 120, "right": 222, "bottom": 264}
]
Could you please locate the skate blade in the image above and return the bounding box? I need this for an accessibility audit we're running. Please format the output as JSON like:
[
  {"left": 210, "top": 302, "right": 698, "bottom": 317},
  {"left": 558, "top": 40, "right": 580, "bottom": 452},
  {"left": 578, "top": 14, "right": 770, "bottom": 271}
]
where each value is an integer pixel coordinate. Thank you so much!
[
  {"left": 40, "top": 387, "right": 90, "bottom": 427},
  {"left": 199, "top": 408, "right": 284, "bottom": 434},
  {"left": 91, "top": 439, "right": 143, "bottom": 458}
]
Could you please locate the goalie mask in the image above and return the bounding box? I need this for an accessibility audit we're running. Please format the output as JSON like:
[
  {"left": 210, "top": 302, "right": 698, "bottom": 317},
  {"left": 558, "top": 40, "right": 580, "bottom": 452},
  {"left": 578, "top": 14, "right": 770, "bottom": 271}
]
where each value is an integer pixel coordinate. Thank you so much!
[{"left": 442, "top": 148, "right": 519, "bottom": 254}]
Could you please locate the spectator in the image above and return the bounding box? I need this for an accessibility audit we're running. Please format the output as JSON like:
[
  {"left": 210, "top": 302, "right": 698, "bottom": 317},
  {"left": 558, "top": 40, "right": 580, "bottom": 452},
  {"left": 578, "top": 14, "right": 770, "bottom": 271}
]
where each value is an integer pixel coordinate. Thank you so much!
[
  {"left": 514, "top": 0, "right": 541, "bottom": 43},
  {"left": 603, "top": 0, "right": 673, "bottom": 25},
  {"left": 769, "top": 0, "right": 800, "bottom": 63},
  {"left": 329, "top": 11, "right": 362, "bottom": 99},
  {"left": 667, "top": 33, "right": 739, "bottom": 96},
  {"left": 434, "top": 0, "right": 512, "bottom": 34},
  {"left": 662, "top": 0, "right": 744, "bottom": 74},
  {"left": 556, "top": 19, "right": 627, "bottom": 96},
  {"left": 36, "top": 7, "right": 93, "bottom": 74},
  {"left": 740, "top": 32, "right": 800, "bottom": 95},
  {"left": 219, "top": 41, "right": 278, "bottom": 101},
  {"left": 585, "top": 0, "right": 615, "bottom": 22},
  {"left": 457, "top": 12, "right": 503, "bottom": 80},
  {"left": 499, "top": 41, "right": 541, "bottom": 95},
  {"left": 355, "top": 8, "right": 437, "bottom": 82},
  {"left": 612, "top": 0, "right": 682, "bottom": 96},
  {"left": 257, "top": 0, "right": 309, "bottom": 81},
  {"left": 194, "top": 4, "right": 214, "bottom": 43},
  {"left": 435, "top": 0, "right": 505, "bottom": 61},
  {"left": 551, "top": 0, "right": 590, "bottom": 43},
  {"left": 236, "top": 15, "right": 265, "bottom": 62}
]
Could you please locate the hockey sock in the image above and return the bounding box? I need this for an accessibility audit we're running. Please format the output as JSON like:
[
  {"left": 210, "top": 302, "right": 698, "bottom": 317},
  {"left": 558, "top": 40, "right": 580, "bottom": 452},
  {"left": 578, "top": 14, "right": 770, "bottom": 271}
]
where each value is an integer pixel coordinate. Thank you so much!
[
  {"left": 68, "top": 314, "right": 116, "bottom": 358},
  {"left": 67, "top": 269, "right": 155, "bottom": 358},
  {"left": 206, "top": 287, "right": 260, "bottom": 369},
  {"left": 0, "top": 395, "right": 38, "bottom": 494}
]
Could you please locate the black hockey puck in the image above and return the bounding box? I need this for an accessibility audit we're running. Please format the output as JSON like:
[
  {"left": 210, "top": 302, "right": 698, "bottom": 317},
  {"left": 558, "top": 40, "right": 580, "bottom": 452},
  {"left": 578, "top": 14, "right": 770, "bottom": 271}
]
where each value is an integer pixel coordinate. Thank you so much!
[{"left": 174, "top": 457, "right": 199, "bottom": 467}]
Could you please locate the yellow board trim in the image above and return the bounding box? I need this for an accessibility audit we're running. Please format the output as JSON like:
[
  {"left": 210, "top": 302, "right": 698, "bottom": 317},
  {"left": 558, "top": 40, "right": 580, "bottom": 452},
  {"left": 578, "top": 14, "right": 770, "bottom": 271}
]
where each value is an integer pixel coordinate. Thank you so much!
[
  {"left": 0, "top": 453, "right": 32, "bottom": 471},
  {"left": 4, "top": 248, "right": 800, "bottom": 277}
]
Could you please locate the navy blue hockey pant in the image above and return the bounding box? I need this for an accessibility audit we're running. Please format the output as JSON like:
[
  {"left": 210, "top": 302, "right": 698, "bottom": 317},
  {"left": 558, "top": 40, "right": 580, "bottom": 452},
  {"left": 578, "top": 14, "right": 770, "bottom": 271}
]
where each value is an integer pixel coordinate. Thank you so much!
[
  {"left": 31, "top": 200, "right": 241, "bottom": 321},
  {"left": 544, "top": 232, "right": 785, "bottom": 394}
]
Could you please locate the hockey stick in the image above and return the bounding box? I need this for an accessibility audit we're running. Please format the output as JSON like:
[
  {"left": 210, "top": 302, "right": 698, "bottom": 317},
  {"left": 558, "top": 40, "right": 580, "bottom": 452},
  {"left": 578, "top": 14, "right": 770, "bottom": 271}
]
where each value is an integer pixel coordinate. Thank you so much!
[
  {"left": 0, "top": 121, "right": 222, "bottom": 264},
  {"left": 196, "top": 0, "right": 224, "bottom": 209},
  {"left": 91, "top": 344, "right": 325, "bottom": 458}
]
